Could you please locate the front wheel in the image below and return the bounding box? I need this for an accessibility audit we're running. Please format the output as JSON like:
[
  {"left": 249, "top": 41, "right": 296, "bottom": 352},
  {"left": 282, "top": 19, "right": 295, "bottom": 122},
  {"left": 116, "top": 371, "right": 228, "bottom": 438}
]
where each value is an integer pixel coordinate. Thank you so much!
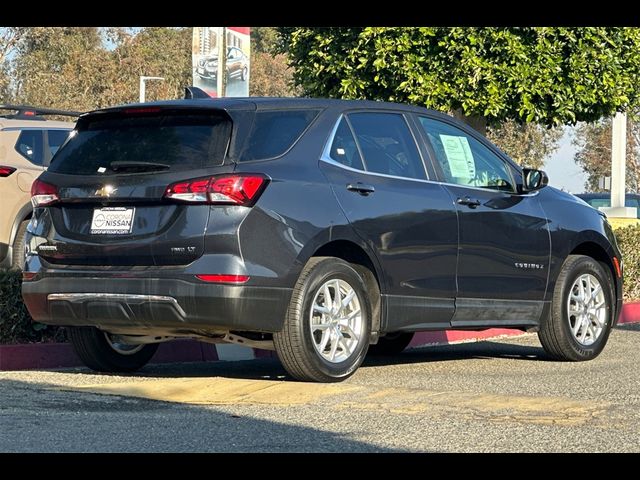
[
  {"left": 274, "top": 257, "right": 371, "bottom": 382},
  {"left": 538, "top": 255, "right": 614, "bottom": 361},
  {"left": 68, "top": 327, "right": 158, "bottom": 373}
]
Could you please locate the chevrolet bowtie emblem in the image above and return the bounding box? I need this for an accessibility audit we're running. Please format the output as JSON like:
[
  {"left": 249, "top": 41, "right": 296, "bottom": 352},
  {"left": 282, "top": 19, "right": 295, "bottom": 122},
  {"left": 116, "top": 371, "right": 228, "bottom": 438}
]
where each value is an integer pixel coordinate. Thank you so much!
[{"left": 95, "top": 185, "right": 117, "bottom": 197}]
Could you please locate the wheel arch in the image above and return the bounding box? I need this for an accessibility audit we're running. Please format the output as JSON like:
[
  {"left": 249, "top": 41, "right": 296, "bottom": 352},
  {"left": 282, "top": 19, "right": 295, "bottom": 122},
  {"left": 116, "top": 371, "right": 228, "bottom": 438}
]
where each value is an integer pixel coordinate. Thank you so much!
[
  {"left": 9, "top": 202, "right": 32, "bottom": 246},
  {"left": 569, "top": 241, "right": 618, "bottom": 301},
  {"left": 311, "top": 239, "right": 384, "bottom": 341}
]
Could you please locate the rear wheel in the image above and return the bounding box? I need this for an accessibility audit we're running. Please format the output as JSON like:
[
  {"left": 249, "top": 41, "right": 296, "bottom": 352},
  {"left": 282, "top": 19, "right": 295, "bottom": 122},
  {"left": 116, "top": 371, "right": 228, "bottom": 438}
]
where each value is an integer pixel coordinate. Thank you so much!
[
  {"left": 538, "top": 255, "right": 614, "bottom": 361},
  {"left": 11, "top": 220, "right": 29, "bottom": 270},
  {"left": 68, "top": 326, "right": 158, "bottom": 373},
  {"left": 274, "top": 257, "right": 371, "bottom": 382},
  {"left": 368, "top": 332, "right": 414, "bottom": 356}
]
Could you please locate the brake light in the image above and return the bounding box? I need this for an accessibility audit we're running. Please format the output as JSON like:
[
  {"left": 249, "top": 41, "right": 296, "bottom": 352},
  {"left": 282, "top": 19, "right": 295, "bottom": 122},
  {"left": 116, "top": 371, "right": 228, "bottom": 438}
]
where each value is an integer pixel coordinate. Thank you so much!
[
  {"left": 31, "top": 179, "right": 59, "bottom": 207},
  {"left": 164, "top": 174, "right": 268, "bottom": 206},
  {"left": 0, "top": 166, "right": 16, "bottom": 177},
  {"left": 195, "top": 274, "right": 250, "bottom": 284}
]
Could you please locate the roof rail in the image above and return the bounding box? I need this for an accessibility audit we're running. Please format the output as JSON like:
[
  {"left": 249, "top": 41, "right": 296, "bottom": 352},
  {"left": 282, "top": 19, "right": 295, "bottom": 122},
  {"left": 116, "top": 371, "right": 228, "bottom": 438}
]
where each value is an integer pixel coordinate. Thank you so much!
[
  {"left": 0, "top": 104, "right": 83, "bottom": 120},
  {"left": 184, "top": 86, "right": 212, "bottom": 100}
]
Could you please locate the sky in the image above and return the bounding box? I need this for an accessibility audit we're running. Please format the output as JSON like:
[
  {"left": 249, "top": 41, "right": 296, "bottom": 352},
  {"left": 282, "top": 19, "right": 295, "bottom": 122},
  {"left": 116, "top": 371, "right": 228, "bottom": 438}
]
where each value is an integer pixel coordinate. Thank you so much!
[{"left": 544, "top": 126, "right": 587, "bottom": 194}]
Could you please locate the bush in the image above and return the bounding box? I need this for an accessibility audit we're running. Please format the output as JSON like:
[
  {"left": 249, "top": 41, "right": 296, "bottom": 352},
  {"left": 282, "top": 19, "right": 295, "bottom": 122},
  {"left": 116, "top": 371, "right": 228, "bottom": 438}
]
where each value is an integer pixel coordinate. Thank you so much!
[
  {"left": 615, "top": 223, "right": 640, "bottom": 302},
  {"left": 0, "top": 269, "right": 64, "bottom": 344}
]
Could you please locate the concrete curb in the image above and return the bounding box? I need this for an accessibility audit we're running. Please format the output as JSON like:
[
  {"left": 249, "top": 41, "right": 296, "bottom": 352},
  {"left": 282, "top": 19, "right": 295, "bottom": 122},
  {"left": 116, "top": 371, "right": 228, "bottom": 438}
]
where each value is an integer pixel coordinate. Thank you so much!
[{"left": 1, "top": 302, "right": 639, "bottom": 371}]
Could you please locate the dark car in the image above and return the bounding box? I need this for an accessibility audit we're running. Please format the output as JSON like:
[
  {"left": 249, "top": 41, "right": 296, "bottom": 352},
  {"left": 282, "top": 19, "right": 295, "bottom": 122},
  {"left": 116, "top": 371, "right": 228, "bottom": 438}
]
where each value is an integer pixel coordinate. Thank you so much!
[
  {"left": 21, "top": 95, "right": 623, "bottom": 382},
  {"left": 575, "top": 192, "right": 640, "bottom": 218},
  {"left": 196, "top": 46, "right": 248, "bottom": 83}
]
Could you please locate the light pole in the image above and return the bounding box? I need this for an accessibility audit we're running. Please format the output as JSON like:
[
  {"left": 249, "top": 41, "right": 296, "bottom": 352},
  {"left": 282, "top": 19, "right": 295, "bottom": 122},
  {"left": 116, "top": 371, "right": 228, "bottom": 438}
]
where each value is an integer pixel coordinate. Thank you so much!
[
  {"left": 139, "top": 76, "right": 165, "bottom": 103},
  {"left": 602, "top": 112, "right": 637, "bottom": 218}
]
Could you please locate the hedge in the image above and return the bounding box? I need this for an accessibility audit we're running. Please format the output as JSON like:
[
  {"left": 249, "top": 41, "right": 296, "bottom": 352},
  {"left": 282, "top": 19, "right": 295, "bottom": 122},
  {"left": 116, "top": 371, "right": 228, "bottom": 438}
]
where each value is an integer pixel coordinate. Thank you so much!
[
  {"left": 0, "top": 224, "right": 639, "bottom": 344},
  {"left": 616, "top": 223, "right": 640, "bottom": 302},
  {"left": 0, "top": 269, "right": 65, "bottom": 344}
]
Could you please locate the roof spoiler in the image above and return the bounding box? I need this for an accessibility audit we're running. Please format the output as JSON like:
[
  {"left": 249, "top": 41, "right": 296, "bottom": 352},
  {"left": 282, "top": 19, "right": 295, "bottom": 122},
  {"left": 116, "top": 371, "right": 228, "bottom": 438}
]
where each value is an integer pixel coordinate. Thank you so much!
[
  {"left": 184, "top": 86, "right": 212, "bottom": 100},
  {"left": 0, "top": 104, "right": 82, "bottom": 119}
]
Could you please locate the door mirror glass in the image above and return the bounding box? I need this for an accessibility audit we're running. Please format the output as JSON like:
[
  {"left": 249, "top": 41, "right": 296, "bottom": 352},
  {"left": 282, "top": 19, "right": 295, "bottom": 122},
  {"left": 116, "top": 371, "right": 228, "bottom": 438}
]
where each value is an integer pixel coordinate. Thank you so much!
[{"left": 522, "top": 168, "right": 549, "bottom": 192}]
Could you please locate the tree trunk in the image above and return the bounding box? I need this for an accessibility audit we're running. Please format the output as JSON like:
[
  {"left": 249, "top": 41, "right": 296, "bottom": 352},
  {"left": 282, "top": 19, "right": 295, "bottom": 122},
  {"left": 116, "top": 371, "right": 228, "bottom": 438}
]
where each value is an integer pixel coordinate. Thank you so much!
[{"left": 452, "top": 109, "right": 487, "bottom": 136}]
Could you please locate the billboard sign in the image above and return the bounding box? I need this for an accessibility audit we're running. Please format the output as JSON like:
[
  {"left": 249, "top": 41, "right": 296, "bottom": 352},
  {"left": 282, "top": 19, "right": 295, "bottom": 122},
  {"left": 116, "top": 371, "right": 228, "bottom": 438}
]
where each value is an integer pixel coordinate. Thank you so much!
[{"left": 192, "top": 27, "right": 250, "bottom": 98}]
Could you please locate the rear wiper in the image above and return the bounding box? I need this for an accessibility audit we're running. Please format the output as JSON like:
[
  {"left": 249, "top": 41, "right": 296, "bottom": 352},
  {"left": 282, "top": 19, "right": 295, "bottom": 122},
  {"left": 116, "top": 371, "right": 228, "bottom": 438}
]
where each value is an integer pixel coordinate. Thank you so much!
[{"left": 109, "top": 161, "right": 170, "bottom": 172}]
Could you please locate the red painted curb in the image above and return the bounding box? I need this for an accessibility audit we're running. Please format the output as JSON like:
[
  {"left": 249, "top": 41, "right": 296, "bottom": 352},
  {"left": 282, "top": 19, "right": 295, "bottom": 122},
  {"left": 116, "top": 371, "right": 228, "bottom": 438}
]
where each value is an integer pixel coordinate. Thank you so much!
[
  {"left": 1, "top": 303, "right": 639, "bottom": 371},
  {"left": 619, "top": 302, "right": 640, "bottom": 324}
]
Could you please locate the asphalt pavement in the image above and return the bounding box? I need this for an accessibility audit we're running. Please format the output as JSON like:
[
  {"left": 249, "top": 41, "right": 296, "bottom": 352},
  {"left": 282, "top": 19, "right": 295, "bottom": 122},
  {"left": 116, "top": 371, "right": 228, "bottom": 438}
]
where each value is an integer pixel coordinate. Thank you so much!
[{"left": 1, "top": 324, "right": 639, "bottom": 452}]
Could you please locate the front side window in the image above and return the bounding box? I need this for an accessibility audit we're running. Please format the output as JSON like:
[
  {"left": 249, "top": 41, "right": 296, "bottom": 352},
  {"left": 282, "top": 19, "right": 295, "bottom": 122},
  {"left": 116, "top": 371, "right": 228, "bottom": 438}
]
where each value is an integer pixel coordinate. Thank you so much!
[
  {"left": 15, "top": 130, "right": 44, "bottom": 166},
  {"left": 419, "top": 117, "right": 515, "bottom": 192},
  {"left": 348, "top": 112, "right": 426, "bottom": 180}
]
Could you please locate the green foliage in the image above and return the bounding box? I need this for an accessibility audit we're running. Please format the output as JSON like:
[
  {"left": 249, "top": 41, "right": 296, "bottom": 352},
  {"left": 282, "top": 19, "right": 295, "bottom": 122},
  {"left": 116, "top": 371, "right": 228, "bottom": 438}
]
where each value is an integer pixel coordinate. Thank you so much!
[
  {"left": 3, "top": 27, "right": 192, "bottom": 112},
  {"left": 488, "top": 121, "right": 564, "bottom": 169},
  {"left": 252, "top": 27, "right": 280, "bottom": 55},
  {"left": 615, "top": 224, "right": 640, "bottom": 301},
  {"left": 279, "top": 27, "right": 640, "bottom": 127},
  {"left": 573, "top": 117, "right": 640, "bottom": 193},
  {"left": 0, "top": 269, "right": 64, "bottom": 344},
  {"left": 250, "top": 52, "right": 299, "bottom": 97}
]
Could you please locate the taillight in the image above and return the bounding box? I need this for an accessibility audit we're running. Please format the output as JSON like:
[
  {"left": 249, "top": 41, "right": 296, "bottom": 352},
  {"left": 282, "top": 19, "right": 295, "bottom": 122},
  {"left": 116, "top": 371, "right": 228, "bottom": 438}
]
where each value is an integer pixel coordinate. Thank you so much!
[
  {"left": 164, "top": 174, "right": 268, "bottom": 206},
  {"left": 0, "top": 166, "right": 16, "bottom": 177},
  {"left": 31, "top": 179, "right": 60, "bottom": 207}
]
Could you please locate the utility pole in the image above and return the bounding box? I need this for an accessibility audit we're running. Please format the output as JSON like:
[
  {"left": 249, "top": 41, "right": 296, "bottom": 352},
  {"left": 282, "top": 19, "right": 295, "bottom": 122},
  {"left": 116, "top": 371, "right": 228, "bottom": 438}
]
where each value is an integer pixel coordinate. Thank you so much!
[
  {"left": 139, "top": 76, "right": 165, "bottom": 103},
  {"left": 216, "top": 27, "right": 227, "bottom": 97},
  {"left": 601, "top": 112, "right": 637, "bottom": 218}
]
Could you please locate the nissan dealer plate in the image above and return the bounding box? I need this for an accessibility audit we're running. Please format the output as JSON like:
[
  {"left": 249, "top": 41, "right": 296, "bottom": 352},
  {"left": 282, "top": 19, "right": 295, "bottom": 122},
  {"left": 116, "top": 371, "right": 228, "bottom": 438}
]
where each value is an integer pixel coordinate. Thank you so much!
[{"left": 90, "top": 207, "right": 135, "bottom": 235}]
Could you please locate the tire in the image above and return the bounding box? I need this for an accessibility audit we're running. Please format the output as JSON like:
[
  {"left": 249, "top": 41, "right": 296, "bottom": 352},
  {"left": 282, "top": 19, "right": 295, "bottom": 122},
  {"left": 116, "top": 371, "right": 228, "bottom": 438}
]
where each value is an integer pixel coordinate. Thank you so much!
[
  {"left": 11, "top": 220, "right": 29, "bottom": 270},
  {"left": 538, "top": 255, "right": 614, "bottom": 361},
  {"left": 274, "top": 257, "right": 371, "bottom": 382},
  {"left": 368, "top": 332, "right": 414, "bottom": 356},
  {"left": 68, "top": 326, "right": 158, "bottom": 373},
  {"left": 241, "top": 66, "right": 248, "bottom": 81}
]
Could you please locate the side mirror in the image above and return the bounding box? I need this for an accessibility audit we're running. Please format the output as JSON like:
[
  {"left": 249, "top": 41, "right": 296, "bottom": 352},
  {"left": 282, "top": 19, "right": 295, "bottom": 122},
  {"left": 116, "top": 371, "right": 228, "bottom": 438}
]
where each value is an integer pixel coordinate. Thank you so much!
[{"left": 522, "top": 168, "right": 549, "bottom": 192}]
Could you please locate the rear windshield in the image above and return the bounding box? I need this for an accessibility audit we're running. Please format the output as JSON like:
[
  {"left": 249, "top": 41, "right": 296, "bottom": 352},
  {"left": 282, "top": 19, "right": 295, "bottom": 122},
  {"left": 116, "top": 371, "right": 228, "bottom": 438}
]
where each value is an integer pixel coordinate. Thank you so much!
[
  {"left": 48, "top": 112, "right": 231, "bottom": 175},
  {"left": 239, "top": 109, "right": 320, "bottom": 161}
]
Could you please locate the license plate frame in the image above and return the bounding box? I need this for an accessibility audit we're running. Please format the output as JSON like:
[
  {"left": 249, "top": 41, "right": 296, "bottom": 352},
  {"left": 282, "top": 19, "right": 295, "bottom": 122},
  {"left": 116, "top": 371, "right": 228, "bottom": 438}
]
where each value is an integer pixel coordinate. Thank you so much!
[{"left": 90, "top": 207, "right": 135, "bottom": 235}]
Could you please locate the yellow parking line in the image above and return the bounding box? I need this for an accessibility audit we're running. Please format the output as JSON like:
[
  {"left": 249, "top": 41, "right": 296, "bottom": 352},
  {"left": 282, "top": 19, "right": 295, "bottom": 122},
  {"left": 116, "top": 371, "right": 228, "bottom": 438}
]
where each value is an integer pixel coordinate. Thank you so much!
[{"left": 65, "top": 377, "right": 362, "bottom": 405}]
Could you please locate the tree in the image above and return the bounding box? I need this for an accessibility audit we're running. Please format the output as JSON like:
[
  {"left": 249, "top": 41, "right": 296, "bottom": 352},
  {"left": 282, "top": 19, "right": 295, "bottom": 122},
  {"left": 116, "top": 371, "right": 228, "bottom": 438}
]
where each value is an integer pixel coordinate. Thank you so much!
[
  {"left": 250, "top": 27, "right": 298, "bottom": 97},
  {"left": 279, "top": 27, "right": 640, "bottom": 134},
  {"left": 573, "top": 118, "right": 640, "bottom": 193},
  {"left": 488, "top": 122, "right": 563, "bottom": 169},
  {"left": 7, "top": 27, "right": 192, "bottom": 112}
]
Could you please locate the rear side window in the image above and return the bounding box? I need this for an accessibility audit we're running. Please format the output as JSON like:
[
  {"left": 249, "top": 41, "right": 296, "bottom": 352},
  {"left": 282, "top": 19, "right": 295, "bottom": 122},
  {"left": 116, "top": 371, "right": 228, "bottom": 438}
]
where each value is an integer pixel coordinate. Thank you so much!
[
  {"left": 15, "top": 130, "right": 44, "bottom": 166},
  {"left": 48, "top": 112, "right": 231, "bottom": 175},
  {"left": 47, "top": 130, "right": 71, "bottom": 158},
  {"left": 348, "top": 113, "right": 426, "bottom": 180},
  {"left": 240, "top": 109, "right": 319, "bottom": 161},
  {"left": 328, "top": 117, "right": 364, "bottom": 170}
]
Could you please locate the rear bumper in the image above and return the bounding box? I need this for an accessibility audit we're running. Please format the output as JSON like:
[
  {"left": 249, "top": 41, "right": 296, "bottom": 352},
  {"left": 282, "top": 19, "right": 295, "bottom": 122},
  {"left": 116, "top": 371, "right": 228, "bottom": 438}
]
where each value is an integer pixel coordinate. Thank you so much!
[{"left": 22, "top": 276, "right": 292, "bottom": 334}]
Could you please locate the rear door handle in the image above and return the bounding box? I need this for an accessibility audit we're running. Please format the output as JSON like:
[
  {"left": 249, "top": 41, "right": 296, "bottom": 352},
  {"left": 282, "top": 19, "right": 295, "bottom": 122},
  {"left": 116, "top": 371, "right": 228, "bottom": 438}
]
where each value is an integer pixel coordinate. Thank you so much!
[
  {"left": 347, "top": 183, "right": 375, "bottom": 196},
  {"left": 457, "top": 196, "right": 481, "bottom": 208}
]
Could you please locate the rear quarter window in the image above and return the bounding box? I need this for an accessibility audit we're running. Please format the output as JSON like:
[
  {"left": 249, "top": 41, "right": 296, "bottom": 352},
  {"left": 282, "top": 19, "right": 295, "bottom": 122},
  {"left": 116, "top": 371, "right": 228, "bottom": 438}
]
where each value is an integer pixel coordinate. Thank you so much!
[{"left": 239, "top": 109, "right": 320, "bottom": 162}]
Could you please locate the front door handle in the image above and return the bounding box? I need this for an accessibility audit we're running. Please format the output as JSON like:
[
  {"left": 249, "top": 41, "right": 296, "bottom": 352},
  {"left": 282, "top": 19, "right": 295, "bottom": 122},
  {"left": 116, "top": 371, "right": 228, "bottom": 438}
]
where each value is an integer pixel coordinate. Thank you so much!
[
  {"left": 457, "top": 196, "right": 481, "bottom": 208},
  {"left": 347, "top": 183, "right": 375, "bottom": 196}
]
